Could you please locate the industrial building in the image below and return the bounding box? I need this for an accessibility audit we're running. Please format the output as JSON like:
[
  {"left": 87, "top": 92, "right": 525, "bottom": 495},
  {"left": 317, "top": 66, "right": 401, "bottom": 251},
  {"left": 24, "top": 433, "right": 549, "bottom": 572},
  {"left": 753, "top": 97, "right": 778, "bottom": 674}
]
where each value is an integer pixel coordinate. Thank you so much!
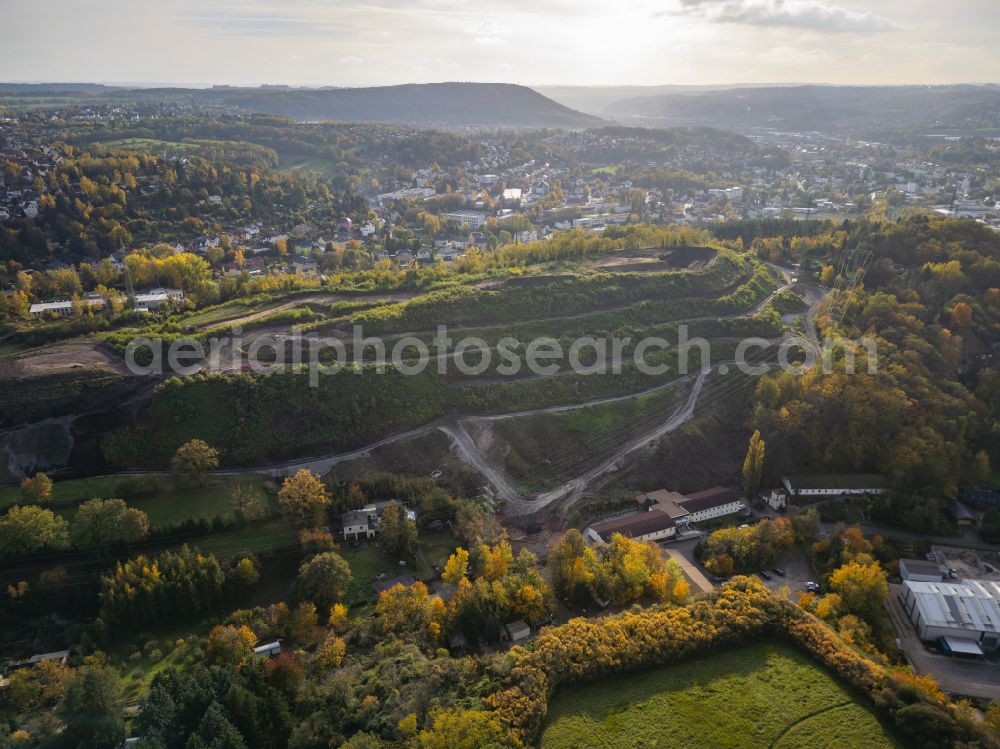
[{"left": 899, "top": 579, "right": 1000, "bottom": 655}]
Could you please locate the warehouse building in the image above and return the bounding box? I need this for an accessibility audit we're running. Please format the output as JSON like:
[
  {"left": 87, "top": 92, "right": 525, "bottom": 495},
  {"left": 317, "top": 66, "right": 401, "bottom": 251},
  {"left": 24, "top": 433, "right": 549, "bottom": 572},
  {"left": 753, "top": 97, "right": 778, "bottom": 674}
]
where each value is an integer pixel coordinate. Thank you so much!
[{"left": 900, "top": 579, "right": 1000, "bottom": 655}]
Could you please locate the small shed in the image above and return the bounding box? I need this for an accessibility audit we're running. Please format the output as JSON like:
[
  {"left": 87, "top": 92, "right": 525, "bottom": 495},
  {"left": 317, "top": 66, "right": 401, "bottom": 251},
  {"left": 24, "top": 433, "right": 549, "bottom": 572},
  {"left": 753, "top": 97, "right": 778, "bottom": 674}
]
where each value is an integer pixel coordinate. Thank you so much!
[
  {"left": 253, "top": 641, "right": 282, "bottom": 658},
  {"left": 504, "top": 620, "right": 531, "bottom": 642}
]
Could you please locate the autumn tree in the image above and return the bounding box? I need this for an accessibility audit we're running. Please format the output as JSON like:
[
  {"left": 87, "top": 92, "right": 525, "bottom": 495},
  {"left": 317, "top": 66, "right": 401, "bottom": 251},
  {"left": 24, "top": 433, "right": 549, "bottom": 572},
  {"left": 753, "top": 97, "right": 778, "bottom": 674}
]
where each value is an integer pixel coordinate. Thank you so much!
[
  {"left": 951, "top": 301, "right": 973, "bottom": 328},
  {"left": 820, "top": 264, "right": 836, "bottom": 286},
  {"left": 207, "top": 624, "right": 258, "bottom": 666},
  {"left": 328, "top": 602, "right": 349, "bottom": 632},
  {"left": 412, "top": 708, "right": 517, "bottom": 749},
  {"left": 442, "top": 548, "right": 470, "bottom": 586},
  {"left": 233, "top": 557, "right": 261, "bottom": 586},
  {"left": 742, "top": 429, "right": 766, "bottom": 498},
  {"left": 71, "top": 498, "right": 149, "bottom": 549},
  {"left": 278, "top": 469, "right": 331, "bottom": 528},
  {"left": 171, "top": 439, "right": 219, "bottom": 486},
  {"left": 829, "top": 560, "right": 889, "bottom": 623},
  {"left": 315, "top": 634, "right": 346, "bottom": 669},
  {"left": 231, "top": 482, "right": 268, "bottom": 520},
  {"left": 295, "top": 551, "right": 352, "bottom": 610},
  {"left": 20, "top": 472, "right": 53, "bottom": 504},
  {"left": 377, "top": 581, "right": 431, "bottom": 634},
  {"left": 378, "top": 500, "right": 418, "bottom": 560},
  {"left": 0, "top": 505, "right": 70, "bottom": 556}
]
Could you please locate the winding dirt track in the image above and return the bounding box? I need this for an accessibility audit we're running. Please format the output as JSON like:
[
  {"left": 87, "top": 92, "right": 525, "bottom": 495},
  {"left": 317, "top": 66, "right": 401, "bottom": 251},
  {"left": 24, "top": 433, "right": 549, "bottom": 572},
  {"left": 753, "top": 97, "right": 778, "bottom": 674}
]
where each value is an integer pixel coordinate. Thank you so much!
[{"left": 50, "top": 263, "right": 828, "bottom": 523}]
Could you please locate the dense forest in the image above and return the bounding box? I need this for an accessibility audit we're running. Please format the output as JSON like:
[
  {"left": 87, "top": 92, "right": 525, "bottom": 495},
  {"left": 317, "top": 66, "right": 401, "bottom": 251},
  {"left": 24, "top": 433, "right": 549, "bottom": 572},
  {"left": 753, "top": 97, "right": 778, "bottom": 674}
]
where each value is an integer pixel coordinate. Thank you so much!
[{"left": 752, "top": 216, "right": 1000, "bottom": 531}]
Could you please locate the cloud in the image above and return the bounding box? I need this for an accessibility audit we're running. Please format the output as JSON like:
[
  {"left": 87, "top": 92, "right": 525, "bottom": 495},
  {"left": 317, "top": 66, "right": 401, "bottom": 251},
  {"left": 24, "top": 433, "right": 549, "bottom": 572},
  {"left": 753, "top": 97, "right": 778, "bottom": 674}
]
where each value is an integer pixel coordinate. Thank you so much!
[
  {"left": 339, "top": 56, "right": 364, "bottom": 65},
  {"left": 676, "top": 0, "right": 899, "bottom": 33},
  {"left": 471, "top": 18, "right": 506, "bottom": 45}
]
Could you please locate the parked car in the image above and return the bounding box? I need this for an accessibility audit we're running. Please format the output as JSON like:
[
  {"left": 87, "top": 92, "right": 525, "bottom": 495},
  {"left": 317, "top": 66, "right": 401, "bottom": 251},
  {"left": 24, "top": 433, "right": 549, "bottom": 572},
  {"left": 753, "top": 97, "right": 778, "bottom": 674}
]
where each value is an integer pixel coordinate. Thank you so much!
[
  {"left": 805, "top": 581, "right": 819, "bottom": 592},
  {"left": 759, "top": 570, "right": 772, "bottom": 580},
  {"left": 772, "top": 568, "right": 785, "bottom": 577}
]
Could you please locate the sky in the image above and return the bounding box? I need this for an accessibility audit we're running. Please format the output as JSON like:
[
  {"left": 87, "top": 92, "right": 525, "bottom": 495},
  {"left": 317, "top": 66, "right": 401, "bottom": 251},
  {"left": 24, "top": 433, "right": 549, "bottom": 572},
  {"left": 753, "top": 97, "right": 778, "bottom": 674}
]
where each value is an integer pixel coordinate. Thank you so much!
[{"left": 1, "top": 0, "right": 998, "bottom": 88}]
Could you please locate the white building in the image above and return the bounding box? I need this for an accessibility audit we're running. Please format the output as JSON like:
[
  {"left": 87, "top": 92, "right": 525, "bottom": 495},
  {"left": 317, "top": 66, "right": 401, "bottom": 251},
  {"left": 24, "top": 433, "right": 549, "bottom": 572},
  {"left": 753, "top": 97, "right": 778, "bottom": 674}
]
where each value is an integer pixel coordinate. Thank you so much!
[
  {"left": 443, "top": 211, "right": 488, "bottom": 230},
  {"left": 341, "top": 501, "right": 416, "bottom": 541},
  {"left": 253, "top": 641, "right": 282, "bottom": 658},
  {"left": 675, "top": 487, "right": 745, "bottom": 523},
  {"left": 782, "top": 474, "right": 886, "bottom": 498},
  {"left": 631, "top": 486, "right": 745, "bottom": 525},
  {"left": 900, "top": 579, "right": 1000, "bottom": 653},
  {"left": 708, "top": 186, "right": 744, "bottom": 201},
  {"left": 504, "top": 620, "right": 531, "bottom": 642},
  {"left": 586, "top": 506, "right": 677, "bottom": 544},
  {"left": 134, "top": 288, "right": 184, "bottom": 311},
  {"left": 765, "top": 488, "right": 788, "bottom": 511},
  {"left": 29, "top": 296, "right": 105, "bottom": 318}
]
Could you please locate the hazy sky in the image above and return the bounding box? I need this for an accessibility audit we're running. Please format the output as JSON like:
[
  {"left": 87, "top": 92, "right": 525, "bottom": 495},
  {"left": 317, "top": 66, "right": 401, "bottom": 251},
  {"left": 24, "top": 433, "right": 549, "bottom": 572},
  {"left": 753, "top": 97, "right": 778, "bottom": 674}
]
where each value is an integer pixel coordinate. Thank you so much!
[{"left": 2, "top": 0, "right": 998, "bottom": 87}]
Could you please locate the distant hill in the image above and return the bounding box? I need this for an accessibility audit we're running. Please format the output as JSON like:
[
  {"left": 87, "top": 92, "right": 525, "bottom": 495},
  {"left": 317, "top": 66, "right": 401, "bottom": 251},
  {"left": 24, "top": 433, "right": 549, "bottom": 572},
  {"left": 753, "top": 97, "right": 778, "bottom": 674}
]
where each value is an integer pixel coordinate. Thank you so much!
[
  {"left": 536, "top": 83, "right": 805, "bottom": 117},
  {"left": 604, "top": 85, "right": 1000, "bottom": 135},
  {"left": 0, "top": 82, "right": 605, "bottom": 129}
]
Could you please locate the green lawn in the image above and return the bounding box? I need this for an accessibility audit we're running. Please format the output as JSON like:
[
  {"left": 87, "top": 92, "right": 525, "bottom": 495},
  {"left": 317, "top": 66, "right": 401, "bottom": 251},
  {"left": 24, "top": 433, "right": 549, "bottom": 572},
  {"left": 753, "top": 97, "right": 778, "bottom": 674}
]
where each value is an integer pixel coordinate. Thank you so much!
[
  {"left": 185, "top": 516, "right": 299, "bottom": 559},
  {"left": 338, "top": 528, "right": 458, "bottom": 607},
  {"left": 538, "top": 642, "right": 902, "bottom": 749}
]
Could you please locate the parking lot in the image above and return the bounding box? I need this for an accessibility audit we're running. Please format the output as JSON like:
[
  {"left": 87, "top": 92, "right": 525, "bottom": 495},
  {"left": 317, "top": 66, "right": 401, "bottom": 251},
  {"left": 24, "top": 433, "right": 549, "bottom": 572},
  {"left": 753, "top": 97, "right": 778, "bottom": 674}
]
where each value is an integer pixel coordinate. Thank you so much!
[{"left": 758, "top": 545, "right": 818, "bottom": 595}]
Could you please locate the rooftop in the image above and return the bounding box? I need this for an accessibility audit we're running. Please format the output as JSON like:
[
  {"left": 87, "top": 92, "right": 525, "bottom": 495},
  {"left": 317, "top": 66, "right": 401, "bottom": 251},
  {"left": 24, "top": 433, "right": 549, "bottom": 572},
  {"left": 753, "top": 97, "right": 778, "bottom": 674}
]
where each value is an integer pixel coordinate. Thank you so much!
[
  {"left": 678, "top": 487, "right": 743, "bottom": 513},
  {"left": 899, "top": 558, "right": 945, "bottom": 577},
  {"left": 590, "top": 507, "right": 675, "bottom": 543},
  {"left": 903, "top": 579, "right": 1000, "bottom": 634},
  {"left": 784, "top": 474, "right": 886, "bottom": 492}
]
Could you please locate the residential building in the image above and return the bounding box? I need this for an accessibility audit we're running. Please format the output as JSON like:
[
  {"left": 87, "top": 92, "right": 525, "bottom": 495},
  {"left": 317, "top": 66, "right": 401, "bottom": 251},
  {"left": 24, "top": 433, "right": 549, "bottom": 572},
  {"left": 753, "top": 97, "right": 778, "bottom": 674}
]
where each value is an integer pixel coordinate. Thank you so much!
[
  {"left": 900, "top": 579, "right": 1000, "bottom": 654},
  {"left": 961, "top": 488, "right": 1000, "bottom": 510},
  {"left": 765, "top": 487, "right": 788, "bottom": 511},
  {"left": 341, "top": 501, "right": 416, "bottom": 541},
  {"left": 948, "top": 500, "right": 977, "bottom": 526},
  {"left": 899, "top": 559, "right": 945, "bottom": 583},
  {"left": 782, "top": 474, "right": 886, "bottom": 498},
  {"left": 443, "top": 211, "right": 488, "bottom": 230}
]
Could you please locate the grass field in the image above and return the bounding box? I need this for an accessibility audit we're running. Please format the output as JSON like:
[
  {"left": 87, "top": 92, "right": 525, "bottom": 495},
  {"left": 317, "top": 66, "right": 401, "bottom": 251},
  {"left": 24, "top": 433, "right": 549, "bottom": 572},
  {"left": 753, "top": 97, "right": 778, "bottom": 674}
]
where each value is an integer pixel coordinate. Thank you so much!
[
  {"left": 338, "top": 528, "right": 458, "bottom": 607},
  {"left": 538, "top": 642, "right": 902, "bottom": 749},
  {"left": 2, "top": 475, "right": 267, "bottom": 529}
]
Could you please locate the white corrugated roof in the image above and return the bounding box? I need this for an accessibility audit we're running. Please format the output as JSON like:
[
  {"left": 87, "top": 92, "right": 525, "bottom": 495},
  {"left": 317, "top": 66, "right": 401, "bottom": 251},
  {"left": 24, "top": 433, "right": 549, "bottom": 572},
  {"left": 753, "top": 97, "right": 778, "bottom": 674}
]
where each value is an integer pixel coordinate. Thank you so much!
[{"left": 904, "top": 579, "right": 1000, "bottom": 634}]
